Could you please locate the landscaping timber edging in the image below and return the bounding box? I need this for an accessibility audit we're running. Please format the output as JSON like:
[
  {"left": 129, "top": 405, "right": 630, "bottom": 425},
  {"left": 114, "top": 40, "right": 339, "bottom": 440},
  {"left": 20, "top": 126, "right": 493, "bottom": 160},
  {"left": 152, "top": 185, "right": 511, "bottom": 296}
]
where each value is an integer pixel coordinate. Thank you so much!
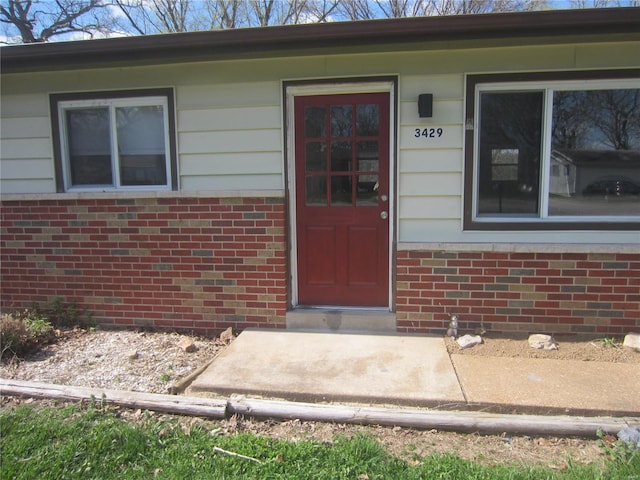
[{"left": 1, "top": 378, "right": 637, "bottom": 437}]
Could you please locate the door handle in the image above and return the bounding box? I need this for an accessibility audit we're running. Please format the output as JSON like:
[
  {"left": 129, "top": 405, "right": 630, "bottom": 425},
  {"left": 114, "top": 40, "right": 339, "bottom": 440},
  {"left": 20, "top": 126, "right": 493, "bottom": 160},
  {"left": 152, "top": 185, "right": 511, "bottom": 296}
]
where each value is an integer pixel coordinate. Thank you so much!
[{"left": 380, "top": 211, "right": 388, "bottom": 220}]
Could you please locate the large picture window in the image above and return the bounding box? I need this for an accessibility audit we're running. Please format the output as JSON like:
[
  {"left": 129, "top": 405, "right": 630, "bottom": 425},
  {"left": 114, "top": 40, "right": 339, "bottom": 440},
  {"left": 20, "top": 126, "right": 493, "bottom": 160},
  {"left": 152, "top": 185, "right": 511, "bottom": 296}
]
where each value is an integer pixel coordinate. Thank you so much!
[
  {"left": 51, "top": 89, "right": 177, "bottom": 192},
  {"left": 465, "top": 71, "right": 639, "bottom": 230}
]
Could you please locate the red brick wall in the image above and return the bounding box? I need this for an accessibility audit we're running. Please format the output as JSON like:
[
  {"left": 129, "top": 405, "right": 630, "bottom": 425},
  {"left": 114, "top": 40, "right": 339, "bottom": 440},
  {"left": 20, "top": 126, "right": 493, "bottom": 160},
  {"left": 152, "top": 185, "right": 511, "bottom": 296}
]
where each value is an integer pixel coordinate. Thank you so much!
[
  {"left": 396, "top": 250, "right": 640, "bottom": 337},
  {"left": 4, "top": 200, "right": 638, "bottom": 338},
  {"left": 1, "top": 197, "right": 287, "bottom": 335}
]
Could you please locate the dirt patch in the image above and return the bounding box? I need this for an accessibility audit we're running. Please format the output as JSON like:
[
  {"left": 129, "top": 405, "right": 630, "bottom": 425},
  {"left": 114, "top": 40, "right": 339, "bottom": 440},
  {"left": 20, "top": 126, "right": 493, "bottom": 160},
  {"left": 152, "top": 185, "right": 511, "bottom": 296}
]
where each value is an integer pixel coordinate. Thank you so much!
[
  {"left": 445, "top": 334, "right": 639, "bottom": 364},
  {"left": 1, "top": 328, "right": 635, "bottom": 469}
]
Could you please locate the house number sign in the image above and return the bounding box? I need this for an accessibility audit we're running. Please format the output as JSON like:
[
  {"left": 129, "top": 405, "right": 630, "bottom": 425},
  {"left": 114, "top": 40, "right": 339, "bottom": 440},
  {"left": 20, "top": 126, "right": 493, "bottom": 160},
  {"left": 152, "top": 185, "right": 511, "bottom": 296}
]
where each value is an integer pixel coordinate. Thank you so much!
[{"left": 414, "top": 127, "right": 444, "bottom": 138}]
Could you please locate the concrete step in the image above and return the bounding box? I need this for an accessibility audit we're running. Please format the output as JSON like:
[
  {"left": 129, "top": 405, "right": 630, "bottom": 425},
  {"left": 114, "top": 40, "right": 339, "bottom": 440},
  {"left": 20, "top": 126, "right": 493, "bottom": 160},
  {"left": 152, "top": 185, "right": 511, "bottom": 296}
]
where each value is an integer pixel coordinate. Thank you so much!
[{"left": 286, "top": 308, "right": 396, "bottom": 332}]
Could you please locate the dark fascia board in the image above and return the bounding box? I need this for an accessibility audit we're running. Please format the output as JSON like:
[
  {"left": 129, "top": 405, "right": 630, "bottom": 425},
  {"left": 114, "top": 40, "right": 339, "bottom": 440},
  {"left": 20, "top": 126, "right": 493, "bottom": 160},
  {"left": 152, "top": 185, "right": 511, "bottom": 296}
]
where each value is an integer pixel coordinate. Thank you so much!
[{"left": 2, "top": 7, "right": 639, "bottom": 73}]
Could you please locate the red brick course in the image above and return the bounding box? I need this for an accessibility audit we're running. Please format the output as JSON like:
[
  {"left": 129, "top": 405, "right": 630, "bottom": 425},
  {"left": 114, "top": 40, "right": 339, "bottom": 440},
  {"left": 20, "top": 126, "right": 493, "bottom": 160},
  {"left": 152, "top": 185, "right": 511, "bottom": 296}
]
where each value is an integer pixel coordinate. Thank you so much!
[
  {"left": 1, "top": 197, "right": 287, "bottom": 336},
  {"left": 396, "top": 250, "right": 640, "bottom": 337},
  {"left": 3, "top": 198, "right": 638, "bottom": 338}
]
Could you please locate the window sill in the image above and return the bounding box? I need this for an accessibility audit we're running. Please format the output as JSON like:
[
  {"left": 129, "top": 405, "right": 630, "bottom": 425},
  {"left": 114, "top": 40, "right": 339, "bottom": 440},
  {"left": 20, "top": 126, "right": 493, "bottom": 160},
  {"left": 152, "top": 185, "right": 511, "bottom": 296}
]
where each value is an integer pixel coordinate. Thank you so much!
[
  {"left": 0, "top": 189, "right": 286, "bottom": 202},
  {"left": 464, "top": 218, "right": 640, "bottom": 231}
]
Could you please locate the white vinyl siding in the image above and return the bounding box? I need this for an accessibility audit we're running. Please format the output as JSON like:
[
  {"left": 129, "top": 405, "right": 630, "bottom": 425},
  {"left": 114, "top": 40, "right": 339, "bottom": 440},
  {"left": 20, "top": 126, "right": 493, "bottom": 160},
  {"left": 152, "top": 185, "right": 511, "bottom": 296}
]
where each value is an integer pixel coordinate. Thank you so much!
[
  {"left": 0, "top": 104, "right": 55, "bottom": 193},
  {"left": 1, "top": 39, "right": 639, "bottom": 245},
  {"left": 176, "top": 83, "right": 283, "bottom": 191}
]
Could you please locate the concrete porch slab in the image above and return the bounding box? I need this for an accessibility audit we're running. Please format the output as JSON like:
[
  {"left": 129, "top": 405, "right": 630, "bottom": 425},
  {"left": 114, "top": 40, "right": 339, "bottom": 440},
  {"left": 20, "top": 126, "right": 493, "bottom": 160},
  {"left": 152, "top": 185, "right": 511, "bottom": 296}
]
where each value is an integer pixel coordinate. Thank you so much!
[
  {"left": 452, "top": 355, "right": 640, "bottom": 415},
  {"left": 189, "top": 329, "right": 465, "bottom": 407}
]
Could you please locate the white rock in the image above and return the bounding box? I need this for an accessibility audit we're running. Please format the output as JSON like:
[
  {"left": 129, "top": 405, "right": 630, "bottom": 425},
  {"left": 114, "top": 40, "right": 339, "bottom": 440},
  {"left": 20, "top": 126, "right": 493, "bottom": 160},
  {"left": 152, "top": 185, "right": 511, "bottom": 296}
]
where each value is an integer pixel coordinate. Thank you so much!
[
  {"left": 126, "top": 350, "right": 139, "bottom": 360},
  {"left": 618, "top": 426, "right": 640, "bottom": 450},
  {"left": 623, "top": 332, "right": 640, "bottom": 352},
  {"left": 528, "top": 334, "right": 558, "bottom": 350},
  {"left": 456, "top": 334, "right": 483, "bottom": 349}
]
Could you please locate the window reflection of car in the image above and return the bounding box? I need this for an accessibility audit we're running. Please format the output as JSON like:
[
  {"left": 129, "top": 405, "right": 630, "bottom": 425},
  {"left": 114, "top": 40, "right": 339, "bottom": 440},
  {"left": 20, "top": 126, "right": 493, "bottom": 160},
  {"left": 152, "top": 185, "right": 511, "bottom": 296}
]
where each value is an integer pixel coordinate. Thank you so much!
[{"left": 582, "top": 178, "right": 640, "bottom": 196}]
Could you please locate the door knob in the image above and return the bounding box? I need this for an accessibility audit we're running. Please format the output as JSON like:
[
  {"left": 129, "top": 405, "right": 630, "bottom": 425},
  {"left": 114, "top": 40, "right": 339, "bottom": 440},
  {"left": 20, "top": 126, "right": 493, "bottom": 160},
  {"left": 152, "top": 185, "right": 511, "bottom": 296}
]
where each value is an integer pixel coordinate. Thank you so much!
[
  {"left": 380, "top": 194, "right": 388, "bottom": 202},
  {"left": 380, "top": 211, "right": 388, "bottom": 220}
]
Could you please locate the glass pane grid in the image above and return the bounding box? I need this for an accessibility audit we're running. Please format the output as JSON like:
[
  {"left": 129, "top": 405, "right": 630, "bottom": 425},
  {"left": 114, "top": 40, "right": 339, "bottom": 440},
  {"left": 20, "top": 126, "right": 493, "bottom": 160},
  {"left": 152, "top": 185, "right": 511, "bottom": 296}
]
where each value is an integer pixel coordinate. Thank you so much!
[{"left": 304, "top": 101, "right": 383, "bottom": 208}]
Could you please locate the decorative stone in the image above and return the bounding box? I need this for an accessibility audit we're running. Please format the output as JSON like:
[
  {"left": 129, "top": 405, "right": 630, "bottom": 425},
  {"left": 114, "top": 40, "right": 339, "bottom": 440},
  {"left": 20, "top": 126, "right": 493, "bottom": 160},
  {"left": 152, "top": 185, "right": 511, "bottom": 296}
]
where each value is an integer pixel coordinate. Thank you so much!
[
  {"left": 220, "top": 326, "right": 235, "bottom": 344},
  {"left": 126, "top": 350, "right": 139, "bottom": 360},
  {"left": 456, "top": 334, "right": 483, "bottom": 349},
  {"left": 177, "top": 337, "right": 197, "bottom": 353},
  {"left": 528, "top": 334, "right": 558, "bottom": 350},
  {"left": 622, "top": 332, "right": 640, "bottom": 352}
]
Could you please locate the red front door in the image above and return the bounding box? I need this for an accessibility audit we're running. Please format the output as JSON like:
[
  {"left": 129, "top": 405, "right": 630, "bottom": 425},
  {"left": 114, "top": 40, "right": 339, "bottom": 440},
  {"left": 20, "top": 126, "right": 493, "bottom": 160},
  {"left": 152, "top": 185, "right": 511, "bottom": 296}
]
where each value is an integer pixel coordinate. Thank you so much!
[{"left": 295, "top": 92, "right": 390, "bottom": 307}]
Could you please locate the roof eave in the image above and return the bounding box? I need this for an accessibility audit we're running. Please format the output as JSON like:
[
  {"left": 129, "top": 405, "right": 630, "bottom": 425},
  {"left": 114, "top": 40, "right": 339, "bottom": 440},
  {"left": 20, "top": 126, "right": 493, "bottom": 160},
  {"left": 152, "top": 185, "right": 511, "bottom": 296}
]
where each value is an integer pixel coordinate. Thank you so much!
[{"left": 2, "top": 7, "right": 639, "bottom": 74}]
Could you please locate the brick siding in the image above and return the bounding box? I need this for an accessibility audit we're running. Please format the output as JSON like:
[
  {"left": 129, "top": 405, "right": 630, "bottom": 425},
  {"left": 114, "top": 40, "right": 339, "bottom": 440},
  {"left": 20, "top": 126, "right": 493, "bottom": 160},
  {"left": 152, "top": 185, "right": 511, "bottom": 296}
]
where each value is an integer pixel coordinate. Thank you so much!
[
  {"left": 1, "top": 197, "right": 287, "bottom": 335},
  {"left": 3, "top": 199, "right": 638, "bottom": 338},
  {"left": 396, "top": 250, "right": 640, "bottom": 337}
]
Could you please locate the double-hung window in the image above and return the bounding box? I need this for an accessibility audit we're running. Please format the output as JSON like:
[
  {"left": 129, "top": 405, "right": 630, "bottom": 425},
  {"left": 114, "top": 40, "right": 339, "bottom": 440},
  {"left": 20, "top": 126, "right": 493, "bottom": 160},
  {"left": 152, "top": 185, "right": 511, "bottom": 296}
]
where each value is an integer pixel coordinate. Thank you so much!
[
  {"left": 51, "top": 89, "right": 177, "bottom": 192},
  {"left": 464, "top": 71, "right": 640, "bottom": 230}
]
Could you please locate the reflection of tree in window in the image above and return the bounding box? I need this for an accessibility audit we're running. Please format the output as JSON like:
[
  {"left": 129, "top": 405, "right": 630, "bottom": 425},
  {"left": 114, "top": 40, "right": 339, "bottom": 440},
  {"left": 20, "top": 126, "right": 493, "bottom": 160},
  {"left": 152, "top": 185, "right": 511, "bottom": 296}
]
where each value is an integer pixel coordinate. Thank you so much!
[
  {"left": 591, "top": 89, "right": 639, "bottom": 150},
  {"left": 553, "top": 89, "right": 639, "bottom": 151},
  {"left": 330, "top": 105, "right": 352, "bottom": 137},
  {"left": 356, "top": 104, "right": 379, "bottom": 136}
]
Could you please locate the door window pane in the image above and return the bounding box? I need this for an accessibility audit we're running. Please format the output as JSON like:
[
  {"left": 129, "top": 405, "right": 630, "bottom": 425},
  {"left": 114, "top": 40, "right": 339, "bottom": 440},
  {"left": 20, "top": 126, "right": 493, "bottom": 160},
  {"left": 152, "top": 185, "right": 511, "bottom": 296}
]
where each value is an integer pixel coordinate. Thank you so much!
[
  {"left": 477, "top": 91, "right": 543, "bottom": 215},
  {"left": 357, "top": 141, "right": 379, "bottom": 173},
  {"left": 305, "top": 106, "right": 326, "bottom": 137},
  {"left": 306, "top": 176, "right": 327, "bottom": 206},
  {"left": 331, "top": 105, "right": 352, "bottom": 137},
  {"left": 331, "top": 175, "right": 352, "bottom": 205},
  {"left": 305, "top": 142, "right": 326, "bottom": 172},
  {"left": 357, "top": 174, "right": 378, "bottom": 206},
  {"left": 66, "top": 108, "right": 113, "bottom": 186},
  {"left": 549, "top": 89, "right": 640, "bottom": 216},
  {"left": 356, "top": 104, "right": 379, "bottom": 136},
  {"left": 331, "top": 141, "right": 352, "bottom": 172},
  {"left": 117, "top": 106, "right": 167, "bottom": 186}
]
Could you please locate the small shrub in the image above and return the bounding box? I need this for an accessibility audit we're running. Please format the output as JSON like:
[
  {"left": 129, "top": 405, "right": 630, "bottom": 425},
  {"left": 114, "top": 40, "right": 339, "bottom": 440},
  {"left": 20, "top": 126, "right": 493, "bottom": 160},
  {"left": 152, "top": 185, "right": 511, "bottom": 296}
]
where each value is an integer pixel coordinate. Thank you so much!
[
  {"left": 598, "top": 337, "right": 620, "bottom": 349},
  {"left": 1, "top": 310, "right": 54, "bottom": 357},
  {"left": 0, "top": 314, "right": 29, "bottom": 356},
  {"left": 29, "top": 297, "right": 94, "bottom": 329}
]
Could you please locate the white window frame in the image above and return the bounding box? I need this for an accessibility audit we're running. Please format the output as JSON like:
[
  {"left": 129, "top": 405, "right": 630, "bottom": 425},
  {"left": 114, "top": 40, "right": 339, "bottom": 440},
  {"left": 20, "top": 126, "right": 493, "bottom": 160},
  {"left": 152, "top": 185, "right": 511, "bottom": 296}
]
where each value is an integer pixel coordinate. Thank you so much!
[
  {"left": 58, "top": 96, "right": 172, "bottom": 192},
  {"left": 471, "top": 77, "right": 640, "bottom": 225}
]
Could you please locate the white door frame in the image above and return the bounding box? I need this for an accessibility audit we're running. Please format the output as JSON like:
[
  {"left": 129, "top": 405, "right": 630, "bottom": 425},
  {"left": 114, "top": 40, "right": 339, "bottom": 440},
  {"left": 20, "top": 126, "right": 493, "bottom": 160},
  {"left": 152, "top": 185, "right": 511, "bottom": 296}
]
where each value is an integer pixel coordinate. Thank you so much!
[{"left": 284, "top": 79, "right": 397, "bottom": 309}]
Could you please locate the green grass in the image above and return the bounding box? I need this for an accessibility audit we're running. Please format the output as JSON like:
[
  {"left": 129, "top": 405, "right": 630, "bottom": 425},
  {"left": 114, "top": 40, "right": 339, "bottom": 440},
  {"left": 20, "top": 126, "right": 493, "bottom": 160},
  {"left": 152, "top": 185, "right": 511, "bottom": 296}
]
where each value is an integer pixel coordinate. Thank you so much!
[{"left": 1, "top": 404, "right": 638, "bottom": 480}]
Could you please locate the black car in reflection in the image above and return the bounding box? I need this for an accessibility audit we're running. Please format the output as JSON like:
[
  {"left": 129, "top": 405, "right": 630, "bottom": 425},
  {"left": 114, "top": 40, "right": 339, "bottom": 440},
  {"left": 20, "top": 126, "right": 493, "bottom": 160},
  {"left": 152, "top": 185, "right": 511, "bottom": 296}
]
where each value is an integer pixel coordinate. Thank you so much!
[{"left": 582, "top": 178, "right": 640, "bottom": 196}]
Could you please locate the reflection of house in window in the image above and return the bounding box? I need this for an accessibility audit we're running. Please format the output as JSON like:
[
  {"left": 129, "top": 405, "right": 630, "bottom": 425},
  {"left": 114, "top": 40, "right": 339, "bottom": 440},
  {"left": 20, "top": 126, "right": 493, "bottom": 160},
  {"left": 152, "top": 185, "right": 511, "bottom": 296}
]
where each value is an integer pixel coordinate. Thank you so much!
[
  {"left": 549, "top": 150, "right": 577, "bottom": 197},
  {"left": 551, "top": 149, "right": 640, "bottom": 197}
]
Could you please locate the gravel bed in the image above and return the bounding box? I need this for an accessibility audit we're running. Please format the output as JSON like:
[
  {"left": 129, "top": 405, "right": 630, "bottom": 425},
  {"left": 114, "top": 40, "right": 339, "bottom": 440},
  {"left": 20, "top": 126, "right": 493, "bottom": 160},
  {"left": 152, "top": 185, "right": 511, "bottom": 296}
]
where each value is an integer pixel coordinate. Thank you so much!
[{"left": 0, "top": 329, "right": 227, "bottom": 394}]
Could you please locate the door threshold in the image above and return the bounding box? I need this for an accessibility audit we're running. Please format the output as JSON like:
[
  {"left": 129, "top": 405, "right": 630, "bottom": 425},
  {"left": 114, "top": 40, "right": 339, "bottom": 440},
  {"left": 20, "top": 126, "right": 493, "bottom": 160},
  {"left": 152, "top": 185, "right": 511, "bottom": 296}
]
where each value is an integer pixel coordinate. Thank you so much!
[{"left": 286, "top": 308, "right": 396, "bottom": 333}]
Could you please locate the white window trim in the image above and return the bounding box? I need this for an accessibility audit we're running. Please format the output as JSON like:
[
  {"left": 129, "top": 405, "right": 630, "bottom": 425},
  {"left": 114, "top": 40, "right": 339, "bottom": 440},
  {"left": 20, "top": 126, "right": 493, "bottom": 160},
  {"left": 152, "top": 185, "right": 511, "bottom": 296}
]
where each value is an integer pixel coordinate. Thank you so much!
[
  {"left": 472, "top": 78, "right": 640, "bottom": 224},
  {"left": 58, "top": 95, "right": 172, "bottom": 192}
]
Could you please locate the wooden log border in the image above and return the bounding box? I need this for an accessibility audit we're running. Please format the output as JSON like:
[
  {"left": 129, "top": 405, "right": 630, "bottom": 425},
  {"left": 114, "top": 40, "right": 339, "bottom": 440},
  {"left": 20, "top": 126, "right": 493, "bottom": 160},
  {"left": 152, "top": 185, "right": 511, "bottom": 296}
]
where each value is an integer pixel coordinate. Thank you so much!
[{"left": 1, "top": 379, "right": 636, "bottom": 437}]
